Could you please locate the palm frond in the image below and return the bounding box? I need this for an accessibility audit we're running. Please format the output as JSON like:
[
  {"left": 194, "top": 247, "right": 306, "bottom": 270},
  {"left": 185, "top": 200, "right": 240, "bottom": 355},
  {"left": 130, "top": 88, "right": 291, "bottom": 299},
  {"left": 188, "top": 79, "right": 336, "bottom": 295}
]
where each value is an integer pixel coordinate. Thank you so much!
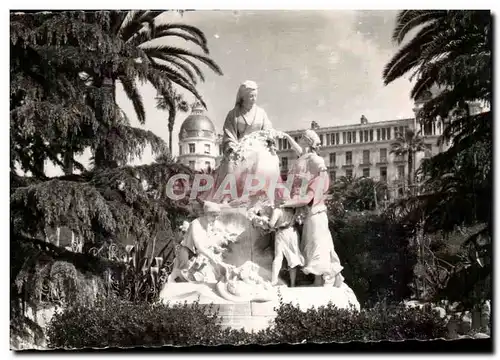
[
  {"left": 392, "top": 10, "right": 447, "bottom": 44},
  {"left": 118, "top": 76, "right": 146, "bottom": 124}
]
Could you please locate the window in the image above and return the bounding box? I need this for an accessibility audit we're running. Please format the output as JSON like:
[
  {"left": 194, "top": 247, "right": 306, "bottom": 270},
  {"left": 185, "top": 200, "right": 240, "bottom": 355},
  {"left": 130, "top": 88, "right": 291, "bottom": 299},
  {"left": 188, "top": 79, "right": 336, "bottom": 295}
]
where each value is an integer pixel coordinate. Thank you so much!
[
  {"left": 381, "top": 128, "right": 386, "bottom": 140},
  {"left": 329, "top": 153, "right": 336, "bottom": 166},
  {"left": 346, "top": 151, "right": 352, "bottom": 165},
  {"left": 369, "top": 130, "right": 374, "bottom": 142},
  {"left": 376, "top": 129, "right": 381, "bottom": 141},
  {"left": 331, "top": 134, "right": 335, "bottom": 145},
  {"left": 326, "top": 133, "right": 331, "bottom": 146},
  {"left": 342, "top": 132, "right": 346, "bottom": 144},
  {"left": 363, "top": 168, "right": 370, "bottom": 178},
  {"left": 352, "top": 131, "right": 357, "bottom": 143},
  {"left": 188, "top": 143, "right": 195, "bottom": 153},
  {"left": 380, "top": 167, "right": 387, "bottom": 182},
  {"left": 364, "top": 130, "right": 368, "bottom": 142},
  {"left": 347, "top": 132, "right": 352, "bottom": 144},
  {"left": 335, "top": 133, "right": 340, "bottom": 145},
  {"left": 319, "top": 134, "right": 324, "bottom": 146},
  {"left": 380, "top": 148, "right": 387, "bottom": 163},
  {"left": 360, "top": 130, "right": 364, "bottom": 143},
  {"left": 281, "top": 157, "right": 288, "bottom": 170},
  {"left": 294, "top": 136, "right": 299, "bottom": 143},
  {"left": 363, "top": 150, "right": 370, "bottom": 164},
  {"left": 346, "top": 169, "right": 353, "bottom": 178},
  {"left": 397, "top": 165, "right": 405, "bottom": 180},
  {"left": 179, "top": 145, "right": 183, "bottom": 155},
  {"left": 387, "top": 127, "right": 391, "bottom": 140},
  {"left": 205, "top": 161, "right": 211, "bottom": 170},
  {"left": 394, "top": 126, "right": 399, "bottom": 137},
  {"left": 189, "top": 160, "right": 195, "bottom": 168},
  {"left": 330, "top": 171, "right": 336, "bottom": 182},
  {"left": 204, "top": 144, "right": 211, "bottom": 154}
]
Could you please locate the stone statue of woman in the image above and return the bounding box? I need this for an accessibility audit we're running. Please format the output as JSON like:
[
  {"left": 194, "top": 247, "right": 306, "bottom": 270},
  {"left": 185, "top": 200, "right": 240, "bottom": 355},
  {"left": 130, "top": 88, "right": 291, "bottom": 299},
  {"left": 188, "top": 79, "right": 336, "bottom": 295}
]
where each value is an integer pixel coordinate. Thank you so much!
[{"left": 206, "top": 81, "right": 279, "bottom": 203}]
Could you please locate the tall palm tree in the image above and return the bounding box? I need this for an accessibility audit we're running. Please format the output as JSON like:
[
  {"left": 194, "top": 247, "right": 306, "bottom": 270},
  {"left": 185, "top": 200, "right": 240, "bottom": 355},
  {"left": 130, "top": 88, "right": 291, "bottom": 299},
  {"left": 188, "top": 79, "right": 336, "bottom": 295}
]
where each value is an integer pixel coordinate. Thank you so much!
[
  {"left": 383, "top": 10, "right": 491, "bottom": 138},
  {"left": 383, "top": 10, "right": 492, "bottom": 308},
  {"left": 88, "top": 10, "right": 223, "bottom": 120},
  {"left": 390, "top": 128, "right": 426, "bottom": 190},
  {"left": 156, "top": 89, "right": 190, "bottom": 154},
  {"left": 92, "top": 10, "right": 223, "bottom": 167}
]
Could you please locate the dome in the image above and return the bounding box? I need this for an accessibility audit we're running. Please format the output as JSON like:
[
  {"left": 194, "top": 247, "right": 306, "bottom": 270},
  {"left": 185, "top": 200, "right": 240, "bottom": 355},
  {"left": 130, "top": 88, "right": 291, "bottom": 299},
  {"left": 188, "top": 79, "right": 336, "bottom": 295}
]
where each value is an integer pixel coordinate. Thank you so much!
[{"left": 179, "top": 103, "right": 216, "bottom": 135}]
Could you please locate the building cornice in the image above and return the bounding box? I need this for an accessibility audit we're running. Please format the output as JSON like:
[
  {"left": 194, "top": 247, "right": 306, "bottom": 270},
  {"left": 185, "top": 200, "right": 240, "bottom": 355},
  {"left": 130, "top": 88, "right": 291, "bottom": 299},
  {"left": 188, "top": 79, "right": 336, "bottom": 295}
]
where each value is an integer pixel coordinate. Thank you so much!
[
  {"left": 285, "top": 118, "right": 415, "bottom": 135},
  {"left": 178, "top": 153, "right": 218, "bottom": 160}
]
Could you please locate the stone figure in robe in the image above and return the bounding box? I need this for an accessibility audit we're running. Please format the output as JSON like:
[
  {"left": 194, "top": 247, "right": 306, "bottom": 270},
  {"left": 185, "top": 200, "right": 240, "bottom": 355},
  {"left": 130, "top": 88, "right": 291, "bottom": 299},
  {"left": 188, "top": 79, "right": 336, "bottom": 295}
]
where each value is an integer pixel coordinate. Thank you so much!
[{"left": 205, "top": 81, "right": 280, "bottom": 204}]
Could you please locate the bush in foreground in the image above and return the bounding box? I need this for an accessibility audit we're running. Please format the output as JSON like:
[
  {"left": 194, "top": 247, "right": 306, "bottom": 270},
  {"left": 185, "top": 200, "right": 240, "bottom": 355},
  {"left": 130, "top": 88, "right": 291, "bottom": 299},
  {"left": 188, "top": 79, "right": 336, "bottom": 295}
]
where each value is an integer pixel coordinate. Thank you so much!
[{"left": 47, "top": 297, "right": 449, "bottom": 348}]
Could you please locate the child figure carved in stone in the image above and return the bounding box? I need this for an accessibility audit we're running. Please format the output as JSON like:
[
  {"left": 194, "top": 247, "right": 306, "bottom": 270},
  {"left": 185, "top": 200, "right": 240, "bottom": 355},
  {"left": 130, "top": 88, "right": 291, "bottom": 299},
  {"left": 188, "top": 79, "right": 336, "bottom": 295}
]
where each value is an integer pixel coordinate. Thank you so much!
[{"left": 269, "top": 206, "right": 304, "bottom": 287}]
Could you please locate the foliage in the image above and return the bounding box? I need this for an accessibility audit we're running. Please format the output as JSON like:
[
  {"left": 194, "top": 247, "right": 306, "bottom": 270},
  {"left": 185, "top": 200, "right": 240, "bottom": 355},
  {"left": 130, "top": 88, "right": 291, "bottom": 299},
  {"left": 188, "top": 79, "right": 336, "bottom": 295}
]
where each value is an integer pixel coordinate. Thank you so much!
[
  {"left": 156, "top": 89, "right": 190, "bottom": 154},
  {"left": 271, "top": 300, "right": 448, "bottom": 343},
  {"left": 383, "top": 10, "right": 492, "bottom": 309},
  {"left": 47, "top": 298, "right": 225, "bottom": 348},
  {"left": 383, "top": 10, "right": 491, "bottom": 126},
  {"left": 329, "top": 176, "right": 388, "bottom": 212},
  {"left": 10, "top": 10, "right": 222, "bottom": 174},
  {"left": 11, "top": 163, "right": 193, "bottom": 244},
  {"left": 329, "top": 211, "right": 417, "bottom": 306},
  {"left": 10, "top": 232, "right": 117, "bottom": 347},
  {"left": 46, "top": 297, "right": 449, "bottom": 348},
  {"left": 390, "top": 128, "right": 426, "bottom": 188},
  {"left": 111, "top": 240, "right": 172, "bottom": 303}
]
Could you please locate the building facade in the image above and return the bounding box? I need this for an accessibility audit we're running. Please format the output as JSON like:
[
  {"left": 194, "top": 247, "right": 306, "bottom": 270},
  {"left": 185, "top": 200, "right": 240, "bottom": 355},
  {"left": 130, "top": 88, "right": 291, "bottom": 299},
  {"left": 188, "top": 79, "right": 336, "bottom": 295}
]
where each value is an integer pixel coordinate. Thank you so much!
[
  {"left": 276, "top": 113, "right": 446, "bottom": 198},
  {"left": 177, "top": 103, "right": 222, "bottom": 172}
]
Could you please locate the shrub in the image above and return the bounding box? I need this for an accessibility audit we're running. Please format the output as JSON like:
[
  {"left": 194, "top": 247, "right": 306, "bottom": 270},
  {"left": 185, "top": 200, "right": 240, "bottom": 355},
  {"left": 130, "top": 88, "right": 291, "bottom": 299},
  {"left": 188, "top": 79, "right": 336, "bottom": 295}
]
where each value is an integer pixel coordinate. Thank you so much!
[
  {"left": 47, "top": 297, "right": 449, "bottom": 348},
  {"left": 329, "top": 211, "right": 418, "bottom": 306},
  {"left": 271, "top": 300, "right": 449, "bottom": 343},
  {"left": 47, "top": 297, "right": 226, "bottom": 349}
]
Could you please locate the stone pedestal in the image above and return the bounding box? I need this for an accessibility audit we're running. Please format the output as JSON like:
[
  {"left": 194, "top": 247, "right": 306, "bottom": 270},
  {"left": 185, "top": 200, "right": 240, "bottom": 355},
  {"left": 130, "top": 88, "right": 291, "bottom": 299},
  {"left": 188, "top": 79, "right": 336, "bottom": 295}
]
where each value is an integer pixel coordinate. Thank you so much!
[
  {"left": 162, "top": 204, "right": 360, "bottom": 333},
  {"left": 159, "top": 282, "right": 360, "bottom": 333}
]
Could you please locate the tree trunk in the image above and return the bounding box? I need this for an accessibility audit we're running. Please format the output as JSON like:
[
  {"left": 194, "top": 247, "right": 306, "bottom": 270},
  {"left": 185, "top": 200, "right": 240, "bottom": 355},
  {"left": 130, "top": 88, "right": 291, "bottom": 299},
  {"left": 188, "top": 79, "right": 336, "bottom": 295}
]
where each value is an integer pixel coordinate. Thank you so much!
[
  {"left": 63, "top": 150, "right": 74, "bottom": 176},
  {"left": 93, "top": 77, "right": 118, "bottom": 169},
  {"left": 168, "top": 128, "right": 173, "bottom": 155},
  {"left": 408, "top": 151, "right": 413, "bottom": 193},
  {"left": 168, "top": 112, "right": 175, "bottom": 155}
]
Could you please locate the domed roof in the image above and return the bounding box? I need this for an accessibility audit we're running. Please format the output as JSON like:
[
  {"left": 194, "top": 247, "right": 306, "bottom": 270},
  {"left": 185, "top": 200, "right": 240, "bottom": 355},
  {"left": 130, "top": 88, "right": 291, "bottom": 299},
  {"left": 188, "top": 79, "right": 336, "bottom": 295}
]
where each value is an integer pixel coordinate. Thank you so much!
[{"left": 179, "top": 103, "right": 215, "bottom": 134}]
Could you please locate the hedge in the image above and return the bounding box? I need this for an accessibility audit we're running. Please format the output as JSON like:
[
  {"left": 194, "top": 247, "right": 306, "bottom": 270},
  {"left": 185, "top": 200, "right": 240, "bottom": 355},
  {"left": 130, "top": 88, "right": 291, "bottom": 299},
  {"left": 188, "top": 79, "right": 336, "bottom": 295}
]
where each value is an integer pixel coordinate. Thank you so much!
[{"left": 47, "top": 297, "right": 449, "bottom": 348}]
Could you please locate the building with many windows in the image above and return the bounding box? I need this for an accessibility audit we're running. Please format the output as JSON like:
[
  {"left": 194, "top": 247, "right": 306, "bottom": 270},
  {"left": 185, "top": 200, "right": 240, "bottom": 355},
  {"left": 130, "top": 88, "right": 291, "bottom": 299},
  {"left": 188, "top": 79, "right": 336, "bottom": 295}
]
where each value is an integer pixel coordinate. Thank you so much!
[
  {"left": 177, "top": 103, "right": 222, "bottom": 172},
  {"left": 276, "top": 110, "right": 446, "bottom": 198}
]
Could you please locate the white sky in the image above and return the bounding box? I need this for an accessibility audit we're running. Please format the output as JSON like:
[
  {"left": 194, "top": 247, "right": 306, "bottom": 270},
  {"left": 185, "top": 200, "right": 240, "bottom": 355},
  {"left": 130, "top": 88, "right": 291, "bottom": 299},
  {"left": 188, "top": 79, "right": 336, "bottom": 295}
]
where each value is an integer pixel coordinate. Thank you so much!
[{"left": 38, "top": 10, "right": 421, "bottom": 176}]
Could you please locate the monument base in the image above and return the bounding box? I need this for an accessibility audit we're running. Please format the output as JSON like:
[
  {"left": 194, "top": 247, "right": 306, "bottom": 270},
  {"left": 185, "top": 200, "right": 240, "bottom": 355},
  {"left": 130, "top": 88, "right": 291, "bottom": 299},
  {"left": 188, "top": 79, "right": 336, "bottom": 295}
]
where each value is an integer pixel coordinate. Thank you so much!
[{"left": 159, "top": 282, "right": 360, "bottom": 332}]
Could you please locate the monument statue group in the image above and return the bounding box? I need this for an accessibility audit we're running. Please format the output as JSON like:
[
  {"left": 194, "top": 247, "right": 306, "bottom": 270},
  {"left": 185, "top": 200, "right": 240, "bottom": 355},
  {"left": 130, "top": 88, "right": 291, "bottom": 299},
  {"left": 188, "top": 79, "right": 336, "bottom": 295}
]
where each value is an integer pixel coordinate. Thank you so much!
[{"left": 161, "top": 81, "right": 359, "bottom": 324}]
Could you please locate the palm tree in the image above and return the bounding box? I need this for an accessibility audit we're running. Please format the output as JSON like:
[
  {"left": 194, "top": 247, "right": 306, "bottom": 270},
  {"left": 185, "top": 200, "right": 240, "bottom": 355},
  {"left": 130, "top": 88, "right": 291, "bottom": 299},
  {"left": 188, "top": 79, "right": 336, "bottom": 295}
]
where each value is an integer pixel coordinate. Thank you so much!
[
  {"left": 383, "top": 11, "right": 491, "bottom": 139},
  {"left": 87, "top": 10, "right": 223, "bottom": 119},
  {"left": 90, "top": 10, "right": 223, "bottom": 167},
  {"left": 383, "top": 11, "right": 492, "bottom": 308},
  {"left": 390, "top": 128, "right": 426, "bottom": 191},
  {"left": 156, "top": 90, "right": 190, "bottom": 154}
]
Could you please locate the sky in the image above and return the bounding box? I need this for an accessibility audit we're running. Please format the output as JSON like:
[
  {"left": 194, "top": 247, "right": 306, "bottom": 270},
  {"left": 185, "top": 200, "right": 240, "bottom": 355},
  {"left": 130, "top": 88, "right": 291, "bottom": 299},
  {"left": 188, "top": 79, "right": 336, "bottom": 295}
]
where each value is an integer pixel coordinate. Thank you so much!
[{"left": 46, "top": 10, "right": 417, "bottom": 176}]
